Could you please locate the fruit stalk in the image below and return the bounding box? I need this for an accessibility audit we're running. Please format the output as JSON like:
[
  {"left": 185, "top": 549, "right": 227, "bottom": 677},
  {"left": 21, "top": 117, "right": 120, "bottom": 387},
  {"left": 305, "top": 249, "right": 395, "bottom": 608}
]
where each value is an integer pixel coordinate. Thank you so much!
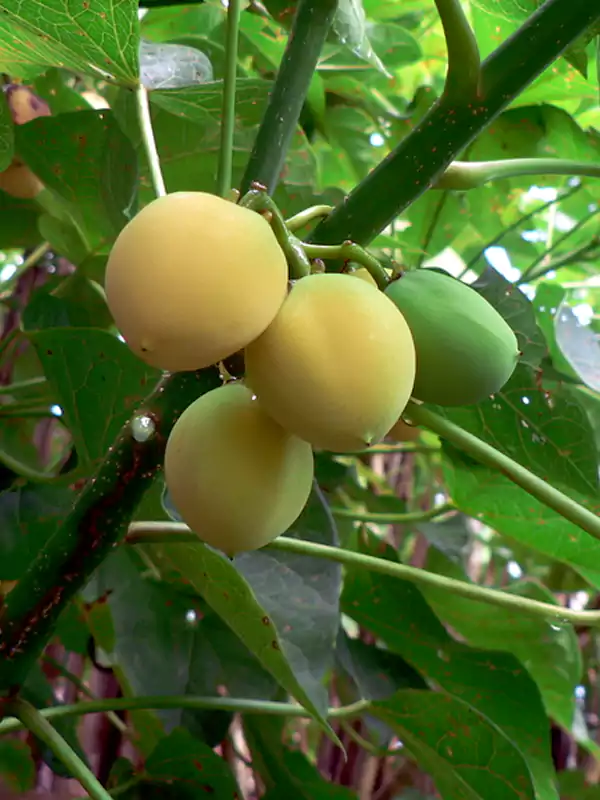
[
  {"left": 307, "top": 0, "right": 600, "bottom": 251},
  {"left": 434, "top": 158, "right": 600, "bottom": 190},
  {"left": 239, "top": 188, "right": 311, "bottom": 277},
  {"left": 216, "top": 0, "right": 243, "bottom": 198},
  {"left": 0, "top": 368, "right": 221, "bottom": 692},
  {"left": 240, "top": 0, "right": 338, "bottom": 195},
  {"left": 135, "top": 85, "right": 166, "bottom": 198},
  {"left": 302, "top": 243, "right": 390, "bottom": 290},
  {"left": 407, "top": 402, "right": 600, "bottom": 541}
]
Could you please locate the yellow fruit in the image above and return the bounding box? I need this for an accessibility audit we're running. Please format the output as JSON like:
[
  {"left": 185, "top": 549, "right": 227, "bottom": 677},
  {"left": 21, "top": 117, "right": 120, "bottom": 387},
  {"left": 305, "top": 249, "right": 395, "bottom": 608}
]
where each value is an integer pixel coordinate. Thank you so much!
[
  {"left": 387, "top": 417, "right": 420, "bottom": 443},
  {"left": 105, "top": 192, "right": 289, "bottom": 372},
  {"left": 164, "top": 382, "right": 314, "bottom": 555},
  {"left": 0, "top": 159, "right": 44, "bottom": 199},
  {"left": 352, "top": 267, "right": 378, "bottom": 287},
  {"left": 245, "top": 273, "right": 416, "bottom": 452}
]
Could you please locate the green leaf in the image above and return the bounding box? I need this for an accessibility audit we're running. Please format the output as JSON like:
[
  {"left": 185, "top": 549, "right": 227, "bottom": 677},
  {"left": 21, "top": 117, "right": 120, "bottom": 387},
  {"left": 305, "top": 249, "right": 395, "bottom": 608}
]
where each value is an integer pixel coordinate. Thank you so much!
[
  {"left": 431, "top": 363, "right": 599, "bottom": 499},
  {"left": 0, "top": 739, "right": 35, "bottom": 793},
  {"left": 472, "top": 266, "right": 547, "bottom": 369},
  {"left": 0, "top": 0, "right": 140, "bottom": 85},
  {"left": 143, "top": 728, "right": 241, "bottom": 797},
  {"left": 142, "top": 490, "right": 340, "bottom": 742},
  {"left": 442, "top": 446, "right": 600, "bottom": 587},
  {"left": 16, "top": 110, "right": 138, "bottom": 260},
  {"left": 422, "top": 547, "right": 582, "bottom": 730},
  {"left": 0, "top": 191, "right": 40, "bottom": 248},
  {"left": 150, "top": 79, "right": 272, "bottom": 128},
  {"left": 0, "top": 88, "right": 13, "bottom": 172},
  {"left": 372, "top": 690, "right": 536, "bottom": 800},
  {"left": 26, "top": 328, "right": 160, "bottom": 471},
  {"left": 0, "top": 483, "right": 72, "bottom": 580},
  {"left": 245, "top": 716, "right": 357, "bottom": 800},
  {"left": 234, "top": 486, "right": 342, "bottom": 706},
  {"left": 342, "top": 533, "right": 558, "bottom": 800}
]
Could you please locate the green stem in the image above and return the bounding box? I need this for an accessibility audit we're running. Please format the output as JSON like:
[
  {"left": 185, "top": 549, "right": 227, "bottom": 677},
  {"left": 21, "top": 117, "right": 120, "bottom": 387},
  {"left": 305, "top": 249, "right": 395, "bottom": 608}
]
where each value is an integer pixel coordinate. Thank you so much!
[
  {"left": 216, "top": 0, "right": 242, "bottom": 198},
  {"left": 435, "top": 158, "right": 600, "bottom": 190},
  {"left": 0, "top": 696, "right": 369, "bottom": 735},
  {"left": 0, "top": 376, "right": 47, "bottom": 396},
  {"left": 518, "top": 207, "right": 600, "bottom": 283},
  {"left": 417, "top": 191, "right": 449, "bottom": 267},
  {"left": 0, "top": 368, "right": 222, "bottom": 691},
  {"left": 124, "top": 522, "right": 600, "bottom": 626},
  {"left": 285, "top": 205, "right": 334, "bottom": 233},
  {"left": 239, "top": 189, "right": 311, "bottom": 277},
  {"left": 110, "top": 776, "right": 144, "bottom": 798},
  {"left": 307, "top": 0, "right": 600, "bottom": 251},
  {"left": 459, "top": 182, "right": 582, "bottom": 278},
  {"left": 240, "top": 0, "right": 338, "bottom": 195},
  {"left": 435, "top": 0, "right": 481, "bottom": 102},
  {"left": 342, "top": 443, "right": 440, "bottom": 455},
  {"left": 330, "top": 502, "right": 455, "bottom": 525},
  {"left": 5, "top": 697, "right": 113, "bottom": 800},
  {"left": 267, "top": 537, "right": 600, "bottom": 627},
  {"left": 0, "top": 446, "right": 57, "bottom": 483},
  {"left": 20, "top": 241, "right": 51, "bottom": 273},
  {"left": 136, "top": 85, "right": 166, "bottom": 198},
  {"left": 519, "top": 239, "right": 600, "bottom": 284},
  {"left": 302, "top": 243, "right": 390, "bottom": 290},
  {"left": 407, "top": 402, "right": 600, "bottom": 541}
]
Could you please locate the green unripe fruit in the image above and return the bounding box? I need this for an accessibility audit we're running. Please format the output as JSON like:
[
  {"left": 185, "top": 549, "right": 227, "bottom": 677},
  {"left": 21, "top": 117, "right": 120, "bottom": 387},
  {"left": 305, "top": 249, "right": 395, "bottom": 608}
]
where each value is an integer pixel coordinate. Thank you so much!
[
  {"left": 105, "top": 192, "right": 288, "bottom": 372},
  {"left": 164, "top": 382, "right": 314, "bottom": 555},
  {"left": 385, "top": 269, "right": 519, "bottom": 406},
  {"left": 245, "top": 273, "right": 416, "bottom": 453}
]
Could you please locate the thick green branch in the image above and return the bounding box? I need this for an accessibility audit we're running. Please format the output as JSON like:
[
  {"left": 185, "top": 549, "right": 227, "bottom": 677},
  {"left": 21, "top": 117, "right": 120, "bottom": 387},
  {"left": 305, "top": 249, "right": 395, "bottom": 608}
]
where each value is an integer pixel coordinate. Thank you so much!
[
  {"left": 0, "top": 369, "right": 221, "bottom": 692},
  {"left": 435, "top": 159, "right": 600, "bottom": 189},
  {"left": 240, "top": 0, "right": 338, "bottom": 195},
  {"left": 0, "top": 695, "right": 369, "bottom": 735},
  {"left": 435, "top": 0, "right": 481, "bottom": 101},
  {"left": 4, "top": 697, "right": 112, "bottom": 800},
  {"left": 407, "top": 402, "right": 600, "bottom": 541},
  {"left": 125, "top": 523, "right": 600, "bottom": 628},
  {"left": 308, "top": 0, "right": 600, "bottom": 249}
]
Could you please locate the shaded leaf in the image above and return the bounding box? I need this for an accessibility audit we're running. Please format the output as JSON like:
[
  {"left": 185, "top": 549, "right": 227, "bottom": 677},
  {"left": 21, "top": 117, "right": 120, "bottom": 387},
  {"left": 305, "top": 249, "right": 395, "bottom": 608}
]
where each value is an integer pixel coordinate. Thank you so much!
[
  {"left": 472, "top": 265, "right": 547, "bottom": 368},
  {"left": 372, "top": 689, "right": 536, "bottom": 800},
  {"left": 342, "top": 533, "right": 558, "bottom": 800},
  {"left": 26, "top": 328, "right": 160, "bottom": 470},
  {"left": 143, "top": 728, "right": 240, "bottom": 797},
  {"left": 423, "top": 547, "right": 581, "bottom": 730},
  {"left": 0, "top": 739, "right": 35, "bottom": 793}
]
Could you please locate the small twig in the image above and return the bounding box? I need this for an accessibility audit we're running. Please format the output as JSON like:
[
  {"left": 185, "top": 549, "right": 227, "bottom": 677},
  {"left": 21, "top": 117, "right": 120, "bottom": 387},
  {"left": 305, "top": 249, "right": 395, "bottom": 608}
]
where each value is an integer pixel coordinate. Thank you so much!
[
  {"left": 216, "top": 0, "right": 242, "bottom": 198},
  {"left": 135, "top": 84, "right": 166, "bottom": 197}
]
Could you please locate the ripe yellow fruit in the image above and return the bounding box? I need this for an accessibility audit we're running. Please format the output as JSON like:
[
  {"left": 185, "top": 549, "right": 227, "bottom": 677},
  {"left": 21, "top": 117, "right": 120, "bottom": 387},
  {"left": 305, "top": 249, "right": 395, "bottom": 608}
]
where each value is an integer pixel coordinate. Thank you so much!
[
  {"left": 105, "top": 192, "right": 289, "bottom": 372},
  {"left": 245, "top": 273, "right": 416, "bottom": 452},
  {"left": 352, "top": 267, "right": 378, "bottom": 287},
  {"left": 164, "top": 382, "right": 314, "bottom": 555},
  {"left": 0, "top": 159, "right": 43, "bottom": 199}
]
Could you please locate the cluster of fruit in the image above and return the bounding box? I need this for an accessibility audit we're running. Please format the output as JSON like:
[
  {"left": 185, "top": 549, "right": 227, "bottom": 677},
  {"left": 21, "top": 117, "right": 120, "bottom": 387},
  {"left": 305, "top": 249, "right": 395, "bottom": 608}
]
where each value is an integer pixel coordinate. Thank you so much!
[{"left": 105, "top": 192, "right": 520, "bottom": 555}]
